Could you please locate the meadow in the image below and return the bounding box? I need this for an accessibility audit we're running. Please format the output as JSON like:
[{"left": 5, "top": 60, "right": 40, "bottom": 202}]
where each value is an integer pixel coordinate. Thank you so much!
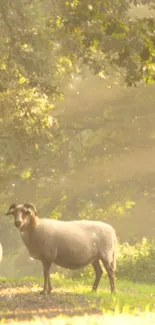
[{"left": 0, "top": 273, "right": 155, "bottom": 325}]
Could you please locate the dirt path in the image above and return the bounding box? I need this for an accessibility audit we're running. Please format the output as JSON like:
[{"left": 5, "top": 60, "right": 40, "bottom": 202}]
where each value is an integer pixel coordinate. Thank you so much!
[{"left": 0, "top": 283, "right": 102, "bottom": 323}]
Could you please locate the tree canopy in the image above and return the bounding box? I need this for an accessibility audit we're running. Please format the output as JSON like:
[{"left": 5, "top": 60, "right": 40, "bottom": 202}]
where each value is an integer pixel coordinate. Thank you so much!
[{"left": 0, "top": 0, "right": 155, "bottom": 167}]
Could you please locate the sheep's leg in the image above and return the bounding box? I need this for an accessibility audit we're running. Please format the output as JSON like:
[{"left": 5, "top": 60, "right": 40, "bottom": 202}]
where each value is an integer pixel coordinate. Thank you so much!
[
  {"left": 47, "top": 273, "right": 52, "bottom": 294},
  {"left": 40, "top": 260, "right": 51, "bottom": 295},
  {"left": 101, "top": 258, "right": 116, "bottom": 293},
  {"left": 92, "top": 259, "right": 103, "bottom": 291}
]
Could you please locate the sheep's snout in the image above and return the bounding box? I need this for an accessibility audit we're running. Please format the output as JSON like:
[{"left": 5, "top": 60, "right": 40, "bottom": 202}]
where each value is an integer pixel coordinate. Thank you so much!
[{"left": 15, "top": 219, "right": 22, "bottom": 228}]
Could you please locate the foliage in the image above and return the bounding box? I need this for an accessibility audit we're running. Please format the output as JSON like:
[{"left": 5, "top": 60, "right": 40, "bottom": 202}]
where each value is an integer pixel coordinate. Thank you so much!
[
  {"left": 0, "top": 0, "right": 155, "bottom": 170},
  {"left": 116, "top": 238, "right": 155, "bottom": 282},
  {"left": 51, "top": 0, "right": 155, "bottom": 86}
]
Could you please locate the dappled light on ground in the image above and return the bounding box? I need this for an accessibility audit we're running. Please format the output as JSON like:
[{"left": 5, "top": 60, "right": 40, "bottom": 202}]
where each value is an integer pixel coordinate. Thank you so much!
[
  {"left": 0, "top": 277, "right": 155, "bottom": 324},
  {"left": 0, "top": 283, "right": 102, "bottom": 322}
]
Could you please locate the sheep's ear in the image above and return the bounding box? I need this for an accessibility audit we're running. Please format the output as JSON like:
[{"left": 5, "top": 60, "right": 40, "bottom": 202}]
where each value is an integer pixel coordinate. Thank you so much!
[
  {"left": 23, "top": 203, "right": 37, "bottom": 215},
  {"left": 5, "top": 203, "right": 17, "bottom": 215}
]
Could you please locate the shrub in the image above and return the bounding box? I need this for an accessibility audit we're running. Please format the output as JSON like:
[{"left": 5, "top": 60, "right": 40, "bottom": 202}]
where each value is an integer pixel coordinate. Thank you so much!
[{"left": 116, "top": 238, "right": 155, "bottom": 282}]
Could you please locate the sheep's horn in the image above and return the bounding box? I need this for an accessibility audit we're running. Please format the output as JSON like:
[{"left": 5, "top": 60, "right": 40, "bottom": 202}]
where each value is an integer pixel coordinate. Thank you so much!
[
  {"left": 23, "top": 203, "right": 37, "bottom": 215},
  {"left": 5, "top": 203, "right": 17, "bottom": 215}
]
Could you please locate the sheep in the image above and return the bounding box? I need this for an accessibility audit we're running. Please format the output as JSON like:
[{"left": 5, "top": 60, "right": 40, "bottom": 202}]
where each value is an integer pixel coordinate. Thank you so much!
[{"left": 6, "top": 203, "right": 117, "bottom": 295}]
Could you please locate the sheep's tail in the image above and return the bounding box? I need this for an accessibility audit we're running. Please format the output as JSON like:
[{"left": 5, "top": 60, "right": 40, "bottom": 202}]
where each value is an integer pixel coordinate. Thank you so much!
[
  {"left": 111, "top": 234, "right": 117, "bottom": 272},
  {"left": 111, "top": 250, "right": 116, "bottom": 272}
]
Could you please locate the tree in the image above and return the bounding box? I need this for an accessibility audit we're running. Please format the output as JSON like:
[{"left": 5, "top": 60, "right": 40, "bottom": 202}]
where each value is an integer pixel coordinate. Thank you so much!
[
  {"left": 49, "top": 0, "right": 155, "bottom": 85},
  {"left": 0, "top": 0, "right": 154, "bottom": 174}
]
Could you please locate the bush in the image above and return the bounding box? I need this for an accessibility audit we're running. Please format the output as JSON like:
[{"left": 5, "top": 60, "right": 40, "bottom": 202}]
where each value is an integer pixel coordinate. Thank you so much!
[{"left": 116, "top": 238, "right": 155, "bottom": 282}]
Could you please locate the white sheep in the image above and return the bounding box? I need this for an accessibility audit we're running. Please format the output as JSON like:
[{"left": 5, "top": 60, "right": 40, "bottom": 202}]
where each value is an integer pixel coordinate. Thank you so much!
[{"left": 6, "top": 203, "right": 117, "bottom": 295}]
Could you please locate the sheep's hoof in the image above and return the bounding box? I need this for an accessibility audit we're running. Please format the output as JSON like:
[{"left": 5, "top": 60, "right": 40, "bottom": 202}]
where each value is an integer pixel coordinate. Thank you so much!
[
  {"left": 39, "top": 289, "right": 51, "bottom": 296},
  {"left": 47, "top": 289, "right": 52, "bottom": 295},
  {"left": 92, "top": 286, "right": 97, "bottom": 292}
]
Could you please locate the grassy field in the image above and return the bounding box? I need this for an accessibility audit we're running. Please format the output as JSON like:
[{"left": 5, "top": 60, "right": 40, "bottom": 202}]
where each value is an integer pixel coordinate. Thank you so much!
[{"left": 0, "top": 273, "right": 155, "bottom": 324}]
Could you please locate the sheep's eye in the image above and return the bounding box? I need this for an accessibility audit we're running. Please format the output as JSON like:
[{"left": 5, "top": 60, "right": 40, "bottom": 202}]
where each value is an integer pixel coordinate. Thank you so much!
[{"left": 21, "top": 209, "right": 28, "bottom": 217}]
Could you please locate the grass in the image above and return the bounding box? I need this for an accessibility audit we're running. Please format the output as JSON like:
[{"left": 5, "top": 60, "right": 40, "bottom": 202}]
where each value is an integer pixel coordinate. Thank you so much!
[{"left": 0, "top": 273, "right": 155, "bottom": 324}]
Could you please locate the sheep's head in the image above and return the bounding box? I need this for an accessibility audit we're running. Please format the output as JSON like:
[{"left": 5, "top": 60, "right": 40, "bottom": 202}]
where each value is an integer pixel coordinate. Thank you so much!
[{"left": 6, "top": 203, "right": 38, "bottom": 231}]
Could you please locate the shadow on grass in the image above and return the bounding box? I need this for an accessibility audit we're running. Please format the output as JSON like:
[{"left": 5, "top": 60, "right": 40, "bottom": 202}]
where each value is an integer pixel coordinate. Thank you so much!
[{"left": 0, "top": 283, "right": 105, "bottom": 322}]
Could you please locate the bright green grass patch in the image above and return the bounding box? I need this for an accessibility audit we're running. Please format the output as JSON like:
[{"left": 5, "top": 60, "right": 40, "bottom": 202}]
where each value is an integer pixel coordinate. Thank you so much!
[{"left": 54, "top": 274, "right": 155, "bottom": 313}]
